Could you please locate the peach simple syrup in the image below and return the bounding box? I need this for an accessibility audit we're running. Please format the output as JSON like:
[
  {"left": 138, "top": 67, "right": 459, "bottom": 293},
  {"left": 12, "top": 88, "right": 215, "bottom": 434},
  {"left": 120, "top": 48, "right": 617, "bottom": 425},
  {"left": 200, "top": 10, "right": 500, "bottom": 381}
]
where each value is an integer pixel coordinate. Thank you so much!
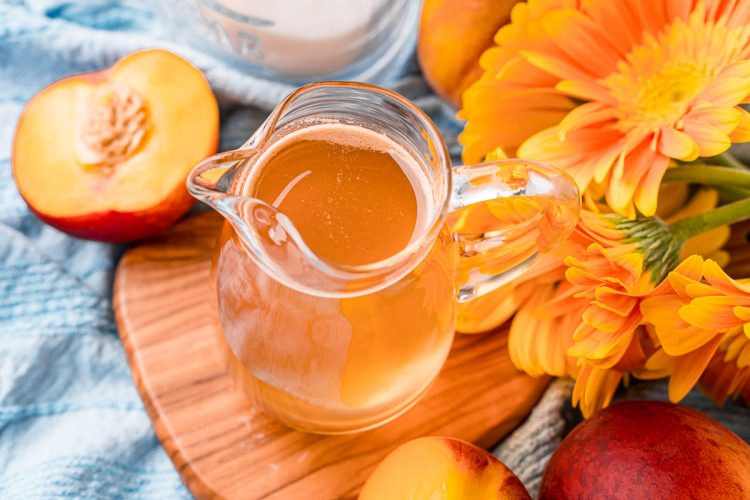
[{"left": 212, "top": 123, "right": 456, "bottom": 432}]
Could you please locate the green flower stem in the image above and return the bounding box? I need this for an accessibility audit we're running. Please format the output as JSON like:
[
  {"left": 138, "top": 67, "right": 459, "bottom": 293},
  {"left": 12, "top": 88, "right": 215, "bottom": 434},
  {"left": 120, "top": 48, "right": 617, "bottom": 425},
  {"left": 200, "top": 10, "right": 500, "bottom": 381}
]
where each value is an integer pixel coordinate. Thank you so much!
[
  {"left": 662, "top": 165, "right": 750, "bottom": 188},
  {"left": 671, "top": 196, "right": 750, "bottom": 241},
  {"left": 715, "top": 152, "right": 749, "bottom": 170},
  {"left": 716, "top": 185, "right": 750, "bottom": 202}
]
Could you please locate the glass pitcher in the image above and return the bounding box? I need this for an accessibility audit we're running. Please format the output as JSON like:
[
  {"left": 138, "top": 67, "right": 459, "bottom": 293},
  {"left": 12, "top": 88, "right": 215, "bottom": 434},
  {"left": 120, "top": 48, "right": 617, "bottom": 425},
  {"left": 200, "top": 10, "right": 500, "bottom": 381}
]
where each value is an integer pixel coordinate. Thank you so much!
[{"left": 187, "top": 82, "right": 580, "bottom": 434}]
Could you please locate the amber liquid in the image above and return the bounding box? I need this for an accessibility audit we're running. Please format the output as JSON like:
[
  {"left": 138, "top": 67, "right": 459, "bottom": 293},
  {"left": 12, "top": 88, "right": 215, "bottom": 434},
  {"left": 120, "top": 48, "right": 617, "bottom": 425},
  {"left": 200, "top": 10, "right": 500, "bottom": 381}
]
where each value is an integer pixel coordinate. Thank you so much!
[
  {"left": 249, "top": 125, "right": 424, "bottom": 265},
  {"left": 213, "top": 124, "right": 456, "bottom": 433}
]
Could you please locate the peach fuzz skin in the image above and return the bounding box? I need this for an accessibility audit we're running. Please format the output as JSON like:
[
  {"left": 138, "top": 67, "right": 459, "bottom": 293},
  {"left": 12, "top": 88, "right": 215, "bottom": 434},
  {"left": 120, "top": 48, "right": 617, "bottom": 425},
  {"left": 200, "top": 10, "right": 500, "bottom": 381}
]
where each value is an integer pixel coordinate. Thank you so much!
[
  {"left": 418, "top": 0, "right": 519, "bottom": 108},
  {"left": 24, "top": 182, "right": 195, "bottom": 243},
  {"left": 12, "top": 49, "right": 219, "bottom": 243},
  {"left": 540, "top": 401, "right": 750, "bottom": 500},
  {"left": 359, "top": 436, "right": 530, "bottom": 499}
]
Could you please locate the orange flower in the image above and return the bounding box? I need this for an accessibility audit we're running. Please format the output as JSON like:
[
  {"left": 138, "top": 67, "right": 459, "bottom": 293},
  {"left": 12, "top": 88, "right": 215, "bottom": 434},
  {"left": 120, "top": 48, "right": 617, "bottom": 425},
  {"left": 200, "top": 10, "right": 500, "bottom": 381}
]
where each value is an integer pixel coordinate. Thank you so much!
[
  {"left": 460, "top": 0, "right": 750, "bottom": 217},
  {"left": 453, "top": 147, "right": 581, "bottom": 333},
  {"left": 452, "top": 177, "right": 732, "bottom": 416},
  {"left": 561, "top": 212, "right": 668, "bottom": 416},
  {"left": 640, "top": 254, "right": 750, "bottom": 401},
  {"left": 507, "top": 185, "right": 730, "bottom": 417},
  {"left": 699, "top": 328, "right": 750, "bottom": 405},
  {"left": 507, "top": 210, "right": 669, "bottom": 417},
  {"left": 570, "top": 365, "right": 622, "bottom": 414},
  {"left": 723, "top": 219, "right": 750, "bottom": 277},
  {"left": 508, "top": 244, "right": 584, "bottom": 378},
  {"left": 564, "top": 218, "right": 656, "bottom": 366}
]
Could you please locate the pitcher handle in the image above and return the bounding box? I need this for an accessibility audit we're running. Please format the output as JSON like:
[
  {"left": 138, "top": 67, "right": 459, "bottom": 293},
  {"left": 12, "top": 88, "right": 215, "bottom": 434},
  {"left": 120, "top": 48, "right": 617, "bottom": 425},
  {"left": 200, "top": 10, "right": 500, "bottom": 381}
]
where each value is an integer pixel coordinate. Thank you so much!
[{"left": 449, "top": 159, "right": 580, "bottom": 303}]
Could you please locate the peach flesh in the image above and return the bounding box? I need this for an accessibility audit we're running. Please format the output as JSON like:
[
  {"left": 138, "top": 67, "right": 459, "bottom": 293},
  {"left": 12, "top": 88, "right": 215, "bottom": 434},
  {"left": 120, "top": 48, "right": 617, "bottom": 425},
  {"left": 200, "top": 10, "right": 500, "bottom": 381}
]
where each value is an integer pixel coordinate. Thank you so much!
[
  {"left": 360, "top": 436, "right": 531, "bottom": 499},
  {"left": 12, "top": 49, "right": 219, "bottom": 242}
]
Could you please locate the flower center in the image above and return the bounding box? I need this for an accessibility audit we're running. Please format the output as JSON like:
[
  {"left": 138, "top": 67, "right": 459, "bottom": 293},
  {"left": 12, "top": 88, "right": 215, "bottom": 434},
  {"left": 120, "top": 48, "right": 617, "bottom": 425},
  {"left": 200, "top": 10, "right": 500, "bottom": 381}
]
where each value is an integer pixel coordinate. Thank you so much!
[
  {"left": 634, "top": 62, "right": 709, "bottom": 121},
  {"left": 602, "top": 8, "right": 746, "bottom": 135},
  {"left": 605, "top": 51, "right": 713, "bottom": 134},
  {"left": 76, "top": 83, "right": 149, "bottom": 170}
]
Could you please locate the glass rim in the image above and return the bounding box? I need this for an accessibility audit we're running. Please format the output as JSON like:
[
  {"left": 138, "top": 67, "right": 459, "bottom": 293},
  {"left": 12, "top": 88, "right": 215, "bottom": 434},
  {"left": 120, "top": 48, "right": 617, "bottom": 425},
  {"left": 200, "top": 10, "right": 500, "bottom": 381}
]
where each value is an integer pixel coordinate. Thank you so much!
[{"left": 242, "top": 80, "right": 453, "bottom": 276}]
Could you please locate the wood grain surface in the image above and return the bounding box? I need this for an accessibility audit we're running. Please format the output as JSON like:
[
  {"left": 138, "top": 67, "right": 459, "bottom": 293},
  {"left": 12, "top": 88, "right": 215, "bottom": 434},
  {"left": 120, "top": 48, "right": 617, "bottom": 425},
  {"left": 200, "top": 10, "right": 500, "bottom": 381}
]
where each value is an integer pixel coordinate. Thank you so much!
[{"left": 113, "top": 211, "right": 550, "bottom": 499}]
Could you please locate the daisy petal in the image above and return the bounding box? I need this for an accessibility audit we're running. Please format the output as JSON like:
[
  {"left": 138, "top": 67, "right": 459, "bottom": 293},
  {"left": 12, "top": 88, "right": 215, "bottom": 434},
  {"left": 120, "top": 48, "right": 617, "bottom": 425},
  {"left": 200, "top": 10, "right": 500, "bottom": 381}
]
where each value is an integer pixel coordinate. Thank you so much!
[
  {"left": 557, "top": 103, "right": 616, "bottom": 138},
  {"left": 699, "top": 77, "right": 750, "bottom": 107},
  {"left": 576, "top": 366, "right": 623, "bottom": 418},
  {"left": 681, "top": 226, "right": 731, "bottom": 262},
  {"left": 541, "top": 9, "right": 621, "bottom": 78},
  {"left": 665, "top": 188, "right": 719, "bottom": 222},
  {"left": 520, "top": 50, "right": 594, "bottom": 82},
  {"left": 667, "top": 270, "right": 704, "bottom": 300},
  {"left": 668, "top": 336, "right": 723, "bottom": 402},
  {"left": 582, "top": 0, "right": 643, "bottom": 54},
  {"left": 633, "top": 153, "right": 670, "bottom": 216},
  {"left": 658, "top": 127, "right": 699, "bottom": 161},
  {"left": 734, "top": 306, "right": 750, "bottom": 322},
  {"left": 632, "top": 0, "right": 669, "bottom": 35},
  {"left": 495, "top": 55, "right": 560, "bottom": 87},
  {"left": 638, "top": 348, "right": 674, "bottom": 379},
  {"left": 556, "top": 79, "right": 616, "bottom": 104},
  {"left": 682, "top": 120, "right": 732, "bottom": 157},
  {"left": 685, "top": 106, "right": 742, "bottom": 134},
  {"left": 661, "top": 324, "right": 719, "bottom": 357},
  {"left": 717, "top": 60, "right": 750, "bottom": 80},
  {"left": 703, "top": 259, "right": 750, "bottom": 294},
  {"left": 729, "top": 107, "right": 750, "bottom": 142},
  {"left": 679, "top": 296, "right": 745, "bottom": 330},
  {"left": 664, "top": 0, "right": 693, "bottom": 22}
]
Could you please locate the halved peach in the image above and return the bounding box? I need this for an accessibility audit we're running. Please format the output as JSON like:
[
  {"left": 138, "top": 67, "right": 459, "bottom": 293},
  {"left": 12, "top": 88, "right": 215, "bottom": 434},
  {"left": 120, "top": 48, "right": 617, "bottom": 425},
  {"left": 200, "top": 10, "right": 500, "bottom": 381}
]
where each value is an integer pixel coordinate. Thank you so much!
[
  {"left": 12, "top": 49, "right": 219, "bottom": 242},
  {"left": 360, "top": 436, "right": 531, "bottom": 499}
]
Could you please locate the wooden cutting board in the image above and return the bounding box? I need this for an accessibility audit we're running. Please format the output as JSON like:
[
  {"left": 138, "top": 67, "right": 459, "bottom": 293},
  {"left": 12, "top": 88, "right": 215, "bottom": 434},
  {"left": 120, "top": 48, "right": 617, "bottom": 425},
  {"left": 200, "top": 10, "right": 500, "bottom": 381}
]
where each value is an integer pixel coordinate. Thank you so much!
[{"left": 112, "top": 211, "right": 550, "bottom": 499}]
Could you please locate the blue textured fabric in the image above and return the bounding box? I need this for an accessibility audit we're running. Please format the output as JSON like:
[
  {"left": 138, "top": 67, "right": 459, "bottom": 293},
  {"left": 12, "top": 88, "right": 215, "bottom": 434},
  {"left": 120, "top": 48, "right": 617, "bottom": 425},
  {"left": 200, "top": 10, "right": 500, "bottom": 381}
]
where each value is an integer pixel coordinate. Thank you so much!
[
  {"left": 5, "top": 2, "right": 745, "bottom": 499},
  {"left": 1, "top": 2, "right": 204, "bottom": 497},
  {"left": 0, "top": 1, "right": 458, "bottom": 497}
]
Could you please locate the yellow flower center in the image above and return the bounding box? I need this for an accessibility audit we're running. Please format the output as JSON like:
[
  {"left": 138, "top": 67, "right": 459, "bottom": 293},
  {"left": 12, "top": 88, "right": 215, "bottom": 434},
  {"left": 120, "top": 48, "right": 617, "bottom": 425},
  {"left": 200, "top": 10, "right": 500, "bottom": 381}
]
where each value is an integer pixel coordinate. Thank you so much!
[
  {"left": 603, "top": 9, "right": 746, "bottom": 135},
  {"left": 631, "top": 62, "right": 709, "bottom": 125}
]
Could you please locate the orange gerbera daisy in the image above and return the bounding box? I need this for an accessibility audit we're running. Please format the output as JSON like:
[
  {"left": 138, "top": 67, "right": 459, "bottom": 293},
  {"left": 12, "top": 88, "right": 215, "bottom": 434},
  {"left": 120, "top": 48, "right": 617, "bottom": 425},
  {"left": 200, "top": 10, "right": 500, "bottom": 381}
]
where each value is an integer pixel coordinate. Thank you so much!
[
  {"left": 561, "top": 212, "right": 668, "bottom": 416},
  {"left": 700, "top": 328, "right": 750, "bottom": 405},
  {"left": 508, "top": 237, "right": 587, "bottom": 378},
  {"left": 506, "top": 186, "right": 730, "bottom": 417},
  {"left": 460, "top": 0, "right": 750, "bottom": 217},
  {"left": 640, "top": 254, "right": 750, "bottom": 401},
  {"left": 508, "top": 210, "right": 672, "bottom": 417}
]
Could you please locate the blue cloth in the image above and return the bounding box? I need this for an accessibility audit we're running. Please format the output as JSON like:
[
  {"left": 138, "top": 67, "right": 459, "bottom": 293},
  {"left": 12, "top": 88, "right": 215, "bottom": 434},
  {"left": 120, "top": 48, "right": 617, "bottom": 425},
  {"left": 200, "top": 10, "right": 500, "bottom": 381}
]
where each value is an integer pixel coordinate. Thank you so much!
[
  {"left": 0, "top": 1, "right": 458, "bottom": 497},
  {"left": 1, "top": 2, "right": 201, "bottom": 497},
  {"left": 5, "top": 2, "right": 744, "bottom": 499}
]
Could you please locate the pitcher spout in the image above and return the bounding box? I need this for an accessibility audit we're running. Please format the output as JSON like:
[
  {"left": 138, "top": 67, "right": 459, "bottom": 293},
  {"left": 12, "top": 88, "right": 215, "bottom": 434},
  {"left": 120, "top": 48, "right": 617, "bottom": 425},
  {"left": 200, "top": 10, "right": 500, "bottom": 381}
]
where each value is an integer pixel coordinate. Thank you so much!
[
  {"left": 187, "top": 147, "right": 423, "bottom": 298},
  {"left": 187, "top": 149, "right": 252, "bottom": 208}
]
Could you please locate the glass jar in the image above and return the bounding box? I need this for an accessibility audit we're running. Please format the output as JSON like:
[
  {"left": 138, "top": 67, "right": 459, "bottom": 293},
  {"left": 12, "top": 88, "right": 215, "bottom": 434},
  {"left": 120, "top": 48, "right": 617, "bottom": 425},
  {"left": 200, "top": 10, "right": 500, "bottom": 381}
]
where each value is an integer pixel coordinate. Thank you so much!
[
  {"left": 159, "top": 0, "right": 419, "bottom": 84},
  {"left": 187, "top": 82, "right": 581, "bottom": 433}
]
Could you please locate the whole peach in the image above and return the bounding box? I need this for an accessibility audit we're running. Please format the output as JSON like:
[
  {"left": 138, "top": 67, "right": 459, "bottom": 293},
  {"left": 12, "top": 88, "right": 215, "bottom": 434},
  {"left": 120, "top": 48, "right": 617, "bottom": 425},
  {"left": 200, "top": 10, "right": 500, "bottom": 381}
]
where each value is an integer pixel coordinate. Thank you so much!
[
  {"left": 418, "top": 0, "right": 520, "bottom": 108},
  {"left": 540, "top": 401, "right": 750, "bottom": 500}
]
